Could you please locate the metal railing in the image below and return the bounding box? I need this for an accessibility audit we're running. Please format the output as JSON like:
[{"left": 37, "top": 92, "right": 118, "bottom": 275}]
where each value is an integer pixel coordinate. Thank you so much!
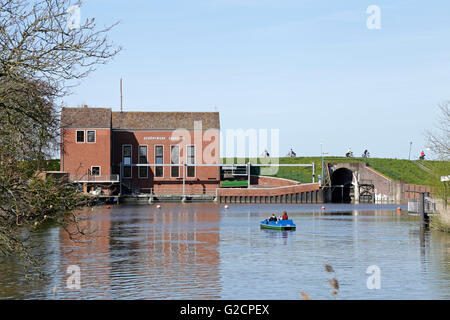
[
  {"left": 155, "top": 186, "right": 216, "bottom": 196},
  {"left": 123, "top": 186, "right": 218, "bottom": 196},
  {"left": 70, "top": 174, "right": 120, "bottom": 183},
  {"left": 408, "top": 197, "right": 439, "bottom": 214}
]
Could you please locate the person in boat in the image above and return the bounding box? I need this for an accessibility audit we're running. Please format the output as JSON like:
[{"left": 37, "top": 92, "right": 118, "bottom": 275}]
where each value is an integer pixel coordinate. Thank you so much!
[
  {"left": 281, "top": 211, "right": 289, "bottom": 220},
  {"left": 268, "top": 214, "right": 278, "bottom": 222}
]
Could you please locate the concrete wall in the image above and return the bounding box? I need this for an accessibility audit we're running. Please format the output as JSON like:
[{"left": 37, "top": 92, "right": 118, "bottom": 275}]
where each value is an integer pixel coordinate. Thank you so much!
[
  {"left": 218, "top": 183, "right": 322, "bottom": 204},
  {"left": 218, "top": 183, "right": 320, "bottom": 197},
  {"left": 37, "top": 171, "right": 69, "bottom": 183},
  {"left": 250, "top": 175, "right": 299, "bottom": 187},
  {"left": 328, "top": 162, "right": 431, "bottom": 203}
]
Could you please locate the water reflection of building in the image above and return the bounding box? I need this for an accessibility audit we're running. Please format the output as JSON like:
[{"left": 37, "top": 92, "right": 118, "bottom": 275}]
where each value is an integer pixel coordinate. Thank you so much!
[
  {"left": 59, "top": 207, "right": 112, "bottom": 299},
  {"left": 59, "top": 204, "right": 221, "bottom": 299},
  {"left": 138, "top": 204, "right": 221, "bottom": 299}
]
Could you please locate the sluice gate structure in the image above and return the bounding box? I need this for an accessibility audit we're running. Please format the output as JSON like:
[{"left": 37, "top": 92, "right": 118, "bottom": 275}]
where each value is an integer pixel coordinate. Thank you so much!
[{"left": 322, "top": 162, "right": 433, "bottom": 204}]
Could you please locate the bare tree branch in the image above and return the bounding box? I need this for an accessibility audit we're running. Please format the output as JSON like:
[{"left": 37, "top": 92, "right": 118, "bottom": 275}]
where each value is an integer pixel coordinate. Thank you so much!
[
  {"left": 0, "top": 0, "right": 120, "bottom": 273},
  {"left": 426, "top": 102, "right": 450, "bottom": 161}
]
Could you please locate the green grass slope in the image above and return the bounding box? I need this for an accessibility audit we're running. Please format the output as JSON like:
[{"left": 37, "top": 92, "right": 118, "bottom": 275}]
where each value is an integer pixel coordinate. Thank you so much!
[{"left": 222, "top": 157, "right": 449, "bottom": 186}]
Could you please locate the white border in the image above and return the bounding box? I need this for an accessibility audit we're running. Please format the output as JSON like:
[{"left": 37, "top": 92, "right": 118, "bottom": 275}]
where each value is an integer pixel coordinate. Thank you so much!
[
  {"left": 154, "top": 145, "right": 164, "bottom": 178},
  {"left": 170, "top": 145, "right": 180, "bottom": 178},
  {"left": 186, "top": 145, "right": 196, "bottom": 178},
  {"left": 91, "top": 166, "right": 101, "bottom": 176},
  {"left": 122, "top": 144, "right": 133, "bottom": 179},
  {"left": 86, "top": 130, "right": 96, "bottom": 143},
  {"left": 76, "top": 130, "right": 85, "bottom": 143},
  {"left": 138, "top": 145, "right": 148, "bottom": 179}
]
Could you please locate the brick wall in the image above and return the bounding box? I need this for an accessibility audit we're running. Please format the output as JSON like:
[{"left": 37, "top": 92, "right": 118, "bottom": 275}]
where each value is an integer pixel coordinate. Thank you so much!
[
  {"left": 61, "top": 128, "right": 112, "bottom": 178},
  {"left": 112, "top": 130, "right": 220, "bottom": 190},
  {"left": 217, "top": 183, "right": 320, "bottom": 197}
]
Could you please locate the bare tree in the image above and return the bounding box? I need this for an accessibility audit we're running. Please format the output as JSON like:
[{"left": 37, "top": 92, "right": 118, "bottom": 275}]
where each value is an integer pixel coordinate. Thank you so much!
[
  {"left": 427, "top": 102, "right": 450, "bottom": 160},
  {"left": 0, "top": 0, "right": 120, "bottom": 271},
  {"left": 0, "top": 0, "right": 120, "bottom": 92}
]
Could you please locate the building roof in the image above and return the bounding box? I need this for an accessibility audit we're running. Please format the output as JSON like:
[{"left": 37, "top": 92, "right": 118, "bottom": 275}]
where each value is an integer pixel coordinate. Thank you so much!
[
  {"left": 111, "top": 112, "right": 220, "bottom": 130},
  {"left": 61, "top": 107, "right": 220, "bottom": 130},
  {"left": 61, "top": 107, "right": 112, "bottom": 128}
]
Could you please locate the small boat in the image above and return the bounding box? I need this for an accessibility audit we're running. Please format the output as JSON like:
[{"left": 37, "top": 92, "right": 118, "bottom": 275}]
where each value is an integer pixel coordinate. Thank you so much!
[{"left": 260, "top": 219, "right": 296, "bottom": 231}]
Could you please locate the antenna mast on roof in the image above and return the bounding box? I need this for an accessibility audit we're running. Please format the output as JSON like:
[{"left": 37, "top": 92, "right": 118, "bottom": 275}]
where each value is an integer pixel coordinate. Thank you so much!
[{"left": 120, "top": 77, "right": 123, "bottom": 112}]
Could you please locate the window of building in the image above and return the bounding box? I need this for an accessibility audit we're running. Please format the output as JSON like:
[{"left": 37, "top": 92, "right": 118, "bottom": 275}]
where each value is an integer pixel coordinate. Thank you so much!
[
  {"left": 87, "top": 130, "right": 96, "bottom": 143},
  {"left": 138, "top": 145, "right": 148, "bottom": 178},
  {"left": 91, "top": 166, "right": 101, "bottom": 176},
  {"left": 123, "top": 145, "right": 132, "bottom": 178},
  {"left": 155, "top": 146, "right": 163, "bottom": 178},
  {"left": 123, "top": 166, "right": 132, "bottom": 179},
  {"left": 76, "top": 130, "right": 85, "bottom": 143},
  {"left": 123, "top": 145, "right": 132, "bottom": 165},
  {"left": 171, "top": 145, "right": 180, "bottom": 178},
  {"left": 187, "top": 146, "right": 195, "bottom": 177}
]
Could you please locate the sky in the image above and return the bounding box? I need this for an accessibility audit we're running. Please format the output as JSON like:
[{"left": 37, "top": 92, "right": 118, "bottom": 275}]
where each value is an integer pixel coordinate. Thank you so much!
[{"left": 63, "top": 0, "right": 450, "bottom": 160}]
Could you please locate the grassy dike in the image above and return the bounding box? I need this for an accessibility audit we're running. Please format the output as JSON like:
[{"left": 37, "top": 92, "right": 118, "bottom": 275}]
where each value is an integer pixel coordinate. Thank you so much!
[{"left": 223, "top": 157, "right": 446, "bottom": 186}]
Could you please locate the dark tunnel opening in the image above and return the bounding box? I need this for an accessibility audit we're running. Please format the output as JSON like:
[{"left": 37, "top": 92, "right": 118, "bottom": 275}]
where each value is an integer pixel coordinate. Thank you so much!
[{"left": 331, "top": 168, "right": 354, "bottom": 203}]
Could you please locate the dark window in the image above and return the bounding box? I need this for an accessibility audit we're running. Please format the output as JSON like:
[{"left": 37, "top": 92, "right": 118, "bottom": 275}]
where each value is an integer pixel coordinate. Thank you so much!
[
  {"left": 155, "top": 146, "right": 163, "bottom": 177},
  {"left": 138, "top": 146, "right": 148, "bottom": 178},
  {"left": 139, "top": 146, "right": 147, "bottom": 164},
  {"left": 123, "top": 166, "right": 132, "bottom": 178},
  {"left": 91, "top": 166, "right": 100, "bottom": 176},
  {"left": 171, "top": 146, "right": 180, "bottom": 177},
  {"left": 187, "top": 146, "right": 195, "bottom": 177},
  {"left": 76, "top": 131, "right": 85, "bottom": 143},
  {"left": 139, "top": 167, "right": 147, "bottom": 178},
  {"left": 87, "top": 130, "right": 96, "bottom": 143}
]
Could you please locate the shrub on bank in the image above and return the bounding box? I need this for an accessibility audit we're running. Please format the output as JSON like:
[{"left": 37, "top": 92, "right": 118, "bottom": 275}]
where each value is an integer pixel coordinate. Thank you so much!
[{"left": 432, "top": 203, "right": 450, "bottom": 233}]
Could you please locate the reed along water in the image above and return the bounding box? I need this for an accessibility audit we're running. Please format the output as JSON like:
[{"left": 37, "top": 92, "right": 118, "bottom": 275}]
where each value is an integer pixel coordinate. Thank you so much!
[{"left": 0, "top": 203, "right": 449, "bottom": 299}]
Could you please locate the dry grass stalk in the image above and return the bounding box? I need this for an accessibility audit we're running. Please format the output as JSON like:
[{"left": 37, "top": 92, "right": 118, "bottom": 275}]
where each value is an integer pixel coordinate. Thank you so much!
[
  {"left": 328, "top": 278, "right": 339, "bottom": 290},
  {"left": 324, "top": 263, "right": 334, "bottom": 273},
  {"left": 299, "top": 291, "right": 312, "bottom": 300}
]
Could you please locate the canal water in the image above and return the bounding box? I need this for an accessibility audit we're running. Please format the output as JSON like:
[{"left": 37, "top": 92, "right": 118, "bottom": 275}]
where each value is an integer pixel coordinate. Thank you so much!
[{"left": 0, "top": 203, "right": 449, "bottom": 300}]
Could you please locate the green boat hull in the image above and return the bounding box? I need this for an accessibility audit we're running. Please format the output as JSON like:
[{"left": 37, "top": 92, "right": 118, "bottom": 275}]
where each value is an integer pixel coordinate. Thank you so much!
[{"left": 260, "top": 224, "right": 296, "bottom": 231}]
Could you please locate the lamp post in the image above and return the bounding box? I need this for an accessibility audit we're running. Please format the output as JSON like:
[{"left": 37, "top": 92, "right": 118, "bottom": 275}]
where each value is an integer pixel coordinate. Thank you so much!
[
  {"left": 321, "top": 143, "right": 324, "bottom": 182},
  {"left": 409, "top": 141, "right": 413, "bottom": 160},
  {"left": 320, "top": 144, "right": 328, "bottom": 186}
]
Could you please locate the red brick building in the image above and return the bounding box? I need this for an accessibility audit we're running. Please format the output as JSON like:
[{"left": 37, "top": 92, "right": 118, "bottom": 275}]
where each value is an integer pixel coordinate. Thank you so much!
[{"left": 60, "top": 106, "right": 220, "bottom": 195}]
